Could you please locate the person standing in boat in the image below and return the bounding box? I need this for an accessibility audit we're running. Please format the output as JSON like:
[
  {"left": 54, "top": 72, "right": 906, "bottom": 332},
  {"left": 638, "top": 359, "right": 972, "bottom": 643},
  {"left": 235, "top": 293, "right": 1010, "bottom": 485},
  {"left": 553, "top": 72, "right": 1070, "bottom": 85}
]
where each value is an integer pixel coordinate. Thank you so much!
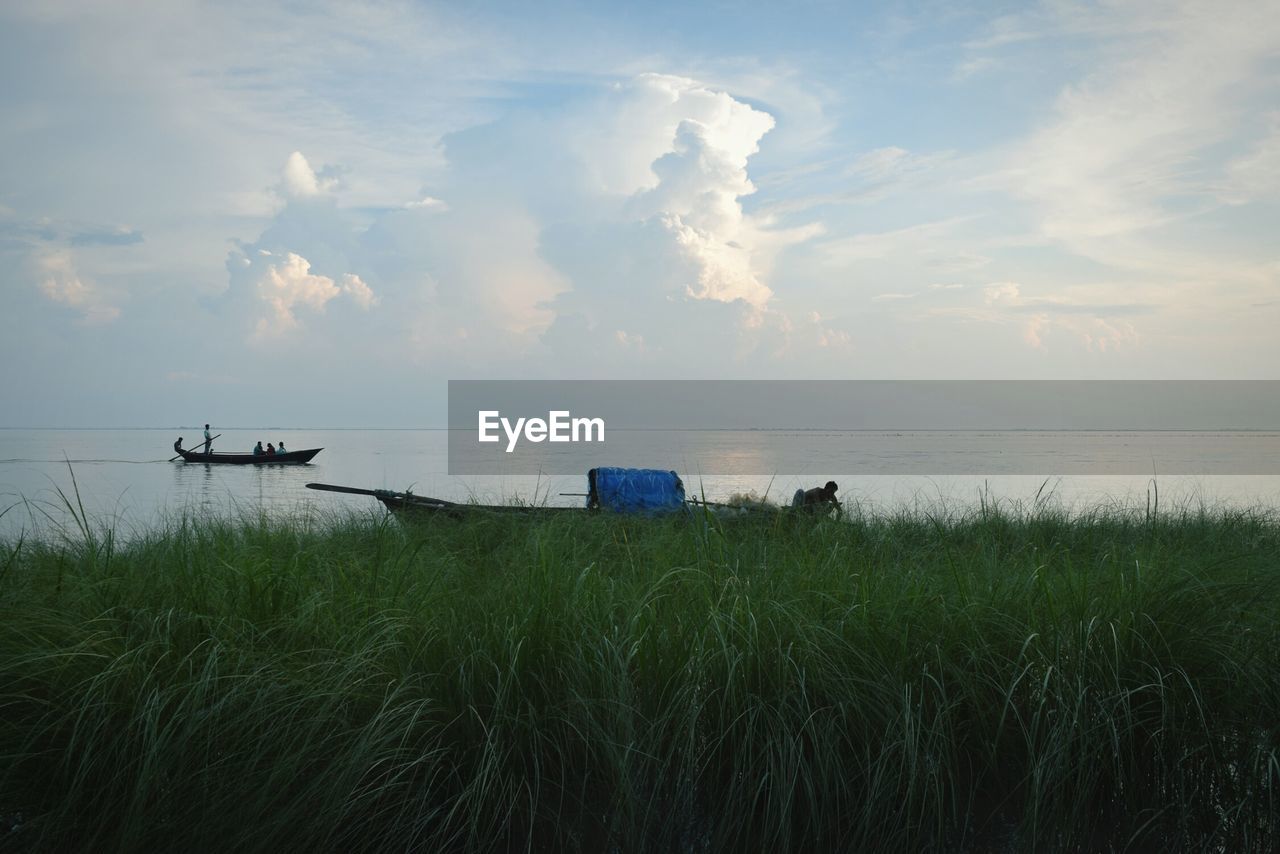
[{"left": 203, "top": 424, "right": 214, "bottom": 453}]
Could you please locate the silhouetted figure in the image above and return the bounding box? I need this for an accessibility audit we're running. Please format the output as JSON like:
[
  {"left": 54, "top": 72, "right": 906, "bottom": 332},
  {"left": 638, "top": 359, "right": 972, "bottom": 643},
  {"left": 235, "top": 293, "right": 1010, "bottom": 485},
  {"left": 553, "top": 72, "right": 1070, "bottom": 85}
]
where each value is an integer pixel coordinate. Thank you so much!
[
  {"left": 792, "top": 481, "right": 841, "bottom": 514},
  {"left": 253, "top": 441, "right": 265, "bottom": 456},
  {"left": 174, "top": 437, "right": 184, "bottom": 454}
]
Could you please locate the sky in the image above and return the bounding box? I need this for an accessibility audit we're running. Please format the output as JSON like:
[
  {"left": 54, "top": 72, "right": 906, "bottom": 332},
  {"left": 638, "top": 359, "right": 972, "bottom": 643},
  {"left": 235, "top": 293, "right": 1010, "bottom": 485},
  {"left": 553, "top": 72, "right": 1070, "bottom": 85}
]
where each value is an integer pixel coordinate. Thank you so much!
[{"left": 1, "top": 0, "right": 1277, "bottom": 427}]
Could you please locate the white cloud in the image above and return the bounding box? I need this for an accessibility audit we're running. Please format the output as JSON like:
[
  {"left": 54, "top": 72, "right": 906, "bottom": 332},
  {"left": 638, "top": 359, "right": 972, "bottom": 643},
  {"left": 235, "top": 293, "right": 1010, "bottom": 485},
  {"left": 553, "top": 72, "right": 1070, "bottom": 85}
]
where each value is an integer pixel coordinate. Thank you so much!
[
  {"left": 984, "top": 282, "right": 1020, "bottom": 304},
  {"left": 405, "top": 196, "right": 449, "bottom": 211},
  {"left": 663, "top": 211, "right": 771, "bottom": 308},
  {"left": 281, "top": 151, "right": 336, "bottom": 199},
  {"left": 580, "top": 73, "right": 776, "bottom": 198},
  {"left": 339, "top": 273, "right": 376, "bottom": 309},
  {"left": 952, "top": 56, "right": 1001, "bottom": 81},
  {"left": 609, "top": 78, "right": 802, "bottom": 311},
  {"left": 821, "top": 218, "right": 971, "bottom": 263},
  {"left": 1000, "top": 0, "right": 1280, "bottom": 248},
  {"left": 926, "top": 252, "right": 990, "bottom": 273},
  {"left": 36, "top": 252, "right": 119, "bottom": 324},
  {"left": 614, "top": 329, "right": 644, "bottom": 350},
  {"left": 1223, "top": 115, "right": 1280, "bottom": 205},
  {"left": 254, "top": 252, "right": 374, "bottom": 337},
  {"left": 1023, "top": 312, "right": 1048, "bottom": 349},
  {"left": 956, "top": 281, "right": 1146, "bottom": 353}
]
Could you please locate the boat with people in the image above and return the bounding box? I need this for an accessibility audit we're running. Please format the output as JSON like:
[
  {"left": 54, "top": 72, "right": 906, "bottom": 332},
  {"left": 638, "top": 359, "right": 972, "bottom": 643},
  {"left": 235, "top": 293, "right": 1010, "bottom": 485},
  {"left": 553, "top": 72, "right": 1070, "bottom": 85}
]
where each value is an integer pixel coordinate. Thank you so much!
[{"left": 176, "top": 447, "right": 323, "bottom": 465}]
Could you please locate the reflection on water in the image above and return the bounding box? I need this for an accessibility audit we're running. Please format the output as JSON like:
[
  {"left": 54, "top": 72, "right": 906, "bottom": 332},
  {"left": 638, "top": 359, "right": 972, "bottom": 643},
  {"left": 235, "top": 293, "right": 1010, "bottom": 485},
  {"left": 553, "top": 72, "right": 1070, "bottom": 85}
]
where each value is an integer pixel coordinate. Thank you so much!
[{"left": 2, "top": 428, "right": 1279, "bottom": 540}]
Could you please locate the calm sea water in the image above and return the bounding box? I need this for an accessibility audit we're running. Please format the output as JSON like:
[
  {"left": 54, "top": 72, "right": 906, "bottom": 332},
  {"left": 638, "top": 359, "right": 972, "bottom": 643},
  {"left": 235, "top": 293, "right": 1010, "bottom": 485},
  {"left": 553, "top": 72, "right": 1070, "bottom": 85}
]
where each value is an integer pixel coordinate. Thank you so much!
[{"left": 2, "top": 428, "right": 1279, "bottom": 540}]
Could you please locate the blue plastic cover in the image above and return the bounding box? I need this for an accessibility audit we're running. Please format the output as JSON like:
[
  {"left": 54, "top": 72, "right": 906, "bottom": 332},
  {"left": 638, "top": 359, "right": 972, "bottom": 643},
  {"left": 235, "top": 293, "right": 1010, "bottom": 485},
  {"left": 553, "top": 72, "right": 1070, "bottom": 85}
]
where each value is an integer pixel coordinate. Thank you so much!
[{"left": 588, "top": 467, "right": 686, "bottom": 514}]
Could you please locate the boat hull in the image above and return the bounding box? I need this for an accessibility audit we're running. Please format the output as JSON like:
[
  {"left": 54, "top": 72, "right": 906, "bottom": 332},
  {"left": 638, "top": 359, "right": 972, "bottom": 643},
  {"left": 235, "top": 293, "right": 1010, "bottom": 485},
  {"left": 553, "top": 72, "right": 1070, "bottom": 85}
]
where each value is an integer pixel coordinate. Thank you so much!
[
  {"left": 376, "top": 492, "right": 579, "bottom": 517},
  {"left": 177, "top": 448, "right": 323, "bottom": 465},
  {"left": 305, "top": 482, "right": 796, "bottom": 520}
]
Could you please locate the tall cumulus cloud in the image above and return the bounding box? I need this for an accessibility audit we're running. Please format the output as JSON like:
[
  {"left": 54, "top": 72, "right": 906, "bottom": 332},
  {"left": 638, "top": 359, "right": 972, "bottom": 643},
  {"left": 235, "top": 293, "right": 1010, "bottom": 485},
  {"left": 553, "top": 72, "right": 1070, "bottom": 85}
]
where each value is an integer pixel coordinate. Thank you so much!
[{"left": 224, "top": 74, "right": 825, "bottom": 375}]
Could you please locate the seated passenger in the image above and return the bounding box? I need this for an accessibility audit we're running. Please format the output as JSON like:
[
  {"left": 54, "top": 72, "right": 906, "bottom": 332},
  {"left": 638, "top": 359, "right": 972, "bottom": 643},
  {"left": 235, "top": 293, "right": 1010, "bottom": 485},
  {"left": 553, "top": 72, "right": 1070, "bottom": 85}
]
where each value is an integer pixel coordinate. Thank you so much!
[
  {"left": 253, "top": 441, "right": 265, "bottom": 456},
  {"left": 266, "top": 443, "right": 276, "bottom": 455},
  {"left": 277, "top": 441, "right": 286, "bottom": 453}
]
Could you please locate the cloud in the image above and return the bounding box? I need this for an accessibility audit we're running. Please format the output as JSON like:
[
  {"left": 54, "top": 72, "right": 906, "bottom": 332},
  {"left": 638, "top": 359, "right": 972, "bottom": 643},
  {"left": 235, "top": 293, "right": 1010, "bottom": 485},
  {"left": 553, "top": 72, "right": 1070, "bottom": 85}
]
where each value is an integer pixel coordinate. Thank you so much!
[
  {"left": 339, "top": 273, "right": 376, "bottom": 309},
  {"left": 36, "top": 251, "right": 119, "bottom": 324},
  {"left": 999, "top": 0, "right": 1280, "bottom": 249},
  {"left": 618, "top": 77, "right": 791, "bottom": 310},
  {"left": 925, "top": 252, "right": 990, "bottom": 273},
  {"left": 281, "top": 151, "right": 338, "bottom": 199},
  {"left": 428, "top": 73, "right": 820, "bottom": 365},
  {"left": 69, "top": 225, "right": 143, "bottom": 247},
  {"left": 220, "top": 76, "right": 818, "bottom": 374},
  {"left": 0, "top": 212, "right": 144, "bottom": 249},
  {"left": 960, "top": 280, "right": 1147, "bottom": 352},
  {"left": 1005, "top": 299, "right": 1156, "bottom": 317},
  {"left": 984, "top": 282, "right": 1020, "bottom": 304},
  {"left": 253, "top": 251, "right": 375, "bottom": 337},
  {"left": 405, "top": 195, "right": 449, "bottom": 211},
  {"left": 757, "top": 145, "right": 953, "bottom": 217},
  {"left": 577, "top": 73, "right": 777, "bottom": 198},
  {"left": 1022, "top": 312, "right": 1049, "bottom": 349},
  {"left": 1223, "top": 114, "right": 1280, "bottom": 205},
  {"left": 952, "top": 57, "right": 1001, "bottom": 81},
  {"left": 820, "top": 217, "right": 971, "bottom": 263}
]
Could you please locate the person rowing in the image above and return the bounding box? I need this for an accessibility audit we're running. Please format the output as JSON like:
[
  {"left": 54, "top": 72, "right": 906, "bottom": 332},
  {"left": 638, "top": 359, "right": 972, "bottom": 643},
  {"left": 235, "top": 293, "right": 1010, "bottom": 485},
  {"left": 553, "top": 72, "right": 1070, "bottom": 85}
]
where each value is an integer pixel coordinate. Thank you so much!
[{"left": 203, "top": 423, "right": 214, "bottom": 453}]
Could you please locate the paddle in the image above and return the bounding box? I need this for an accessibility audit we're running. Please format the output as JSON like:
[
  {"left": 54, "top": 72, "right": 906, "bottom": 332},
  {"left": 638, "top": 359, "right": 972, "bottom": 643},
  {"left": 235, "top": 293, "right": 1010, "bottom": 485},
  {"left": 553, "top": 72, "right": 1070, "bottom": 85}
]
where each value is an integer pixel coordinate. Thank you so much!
[
  {"left": 170, "top": 433, "right": 220, "bottom": 462},
  {"left": 306, "top": 482, "right": 382, "bottom": 497},
  {"left": 306, "top": 482, "right": 460, "bottom": 507}
]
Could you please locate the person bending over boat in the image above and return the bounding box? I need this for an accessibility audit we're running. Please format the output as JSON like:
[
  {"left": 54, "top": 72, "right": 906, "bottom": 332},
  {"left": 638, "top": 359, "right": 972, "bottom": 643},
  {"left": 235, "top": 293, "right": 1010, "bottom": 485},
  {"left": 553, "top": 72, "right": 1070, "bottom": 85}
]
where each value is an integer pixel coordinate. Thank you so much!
[
  {"left": 792, "top": 481, "right": 841, "bottom": 514},
  {"left": 174, "top": 437, "right": 184, "bottom": 454},
  {"left": 253, "top": 441, "right": 265, "bottom": 456}
]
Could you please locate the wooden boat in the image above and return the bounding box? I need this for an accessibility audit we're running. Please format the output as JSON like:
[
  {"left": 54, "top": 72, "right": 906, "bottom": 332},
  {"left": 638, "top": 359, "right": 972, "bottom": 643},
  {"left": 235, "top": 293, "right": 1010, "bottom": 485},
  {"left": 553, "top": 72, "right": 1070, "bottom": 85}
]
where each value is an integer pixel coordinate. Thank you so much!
[
  {"left": 177, "top": 447, "right": 323, "bottom": 465},
  {"left": 306, "top": 482, "right": 788, "bottom": 520},
  {"left": 306, "top": 482, "right": 577, "bottom": 517}
]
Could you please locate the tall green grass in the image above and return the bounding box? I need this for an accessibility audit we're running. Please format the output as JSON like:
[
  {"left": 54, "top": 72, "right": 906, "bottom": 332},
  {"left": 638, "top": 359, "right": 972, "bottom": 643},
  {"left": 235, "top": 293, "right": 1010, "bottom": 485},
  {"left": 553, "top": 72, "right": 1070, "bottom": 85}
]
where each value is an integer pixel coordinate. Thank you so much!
[{"left": 2, "top": 501, "right": 1279, "bottom": 851}]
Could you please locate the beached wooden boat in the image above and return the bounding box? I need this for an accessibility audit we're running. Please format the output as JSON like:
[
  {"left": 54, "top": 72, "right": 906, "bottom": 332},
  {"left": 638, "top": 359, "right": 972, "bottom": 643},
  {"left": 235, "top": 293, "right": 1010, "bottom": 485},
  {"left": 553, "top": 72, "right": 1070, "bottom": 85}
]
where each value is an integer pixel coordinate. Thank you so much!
[
  {"left": 177, "top": 447, "right": 323, "bottom": 465},
  {"left": 306, "top": 483, "right": 576, "bottom": 517},
  {"left": 306, "top": 481, "right": 790, "bottom": 520}
]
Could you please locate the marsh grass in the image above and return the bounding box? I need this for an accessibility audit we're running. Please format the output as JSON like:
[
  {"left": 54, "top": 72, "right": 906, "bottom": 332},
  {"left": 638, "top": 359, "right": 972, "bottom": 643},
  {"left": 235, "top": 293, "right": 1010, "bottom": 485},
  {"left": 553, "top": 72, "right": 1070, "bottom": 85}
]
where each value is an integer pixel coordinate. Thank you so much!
[{"left": 2, "top": 500, "right": 1280, "bottom": 852}]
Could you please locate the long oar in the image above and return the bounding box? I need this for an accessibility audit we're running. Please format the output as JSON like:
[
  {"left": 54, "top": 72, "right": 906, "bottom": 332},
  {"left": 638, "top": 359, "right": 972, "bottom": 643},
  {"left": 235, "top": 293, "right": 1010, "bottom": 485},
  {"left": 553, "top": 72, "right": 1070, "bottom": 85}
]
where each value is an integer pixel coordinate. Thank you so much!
[
  {"left": 306, "top": 482, "right": 382, "bottom": 497},
  {"left": 170, "top": 433, "right": 220, "bottom": 462},
  {"left": 306, "top": 482, "right": 461, "bottom": 507}
]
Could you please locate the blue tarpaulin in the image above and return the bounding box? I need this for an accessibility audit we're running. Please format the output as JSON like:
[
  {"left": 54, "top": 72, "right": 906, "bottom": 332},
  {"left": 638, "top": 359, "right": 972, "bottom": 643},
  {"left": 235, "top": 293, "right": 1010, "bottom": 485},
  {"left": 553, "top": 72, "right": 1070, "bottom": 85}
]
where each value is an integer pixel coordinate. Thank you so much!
[{"left": 588, "top": 467, "right": 686, "bottom": 514}]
